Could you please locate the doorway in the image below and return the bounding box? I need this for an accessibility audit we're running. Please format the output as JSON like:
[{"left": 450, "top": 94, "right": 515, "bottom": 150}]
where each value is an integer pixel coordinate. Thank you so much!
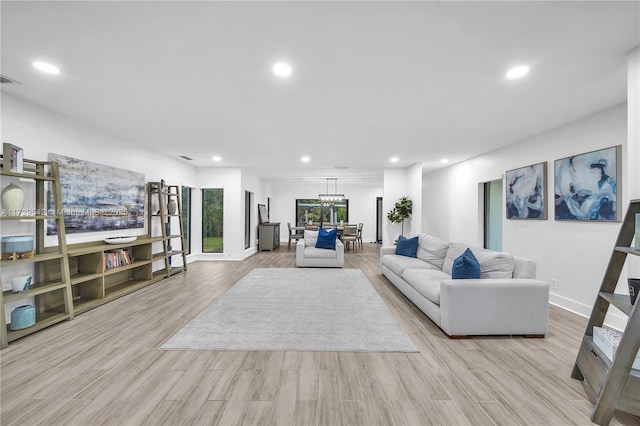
[
  {"left": 376, "top": 197, "right": 383, "bottom": 243},
  {"left": 484, "top": 179, "right": 503, "bottom": 251}
]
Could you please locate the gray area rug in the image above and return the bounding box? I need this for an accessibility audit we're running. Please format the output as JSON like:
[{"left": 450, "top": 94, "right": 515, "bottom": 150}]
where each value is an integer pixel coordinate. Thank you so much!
[{"left": 161, "top": 268, "right": 418, "bottom": 352}]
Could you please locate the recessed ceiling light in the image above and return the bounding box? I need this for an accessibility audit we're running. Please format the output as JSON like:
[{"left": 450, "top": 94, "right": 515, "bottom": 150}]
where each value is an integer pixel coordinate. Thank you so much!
[
  {"left": 440, "top": 158, "right": 449, "bottom": 164},
  {"left": 212, "top": 156, "right": 222, "bottom": 162},
  {"left": 33, "top": 61, "right": 60, "bottom": 75},
  {"left": 272, "top": 62, "right": 292, "bottom": 78},
  {"left": 390, "top": 157, "right": 399, "bottom": 163},
  {"left": 301, "top": 156, "right": 310, "bottom": 163},
  {"left": 506, "top": 65, "right": 529, "bottom": 79}
]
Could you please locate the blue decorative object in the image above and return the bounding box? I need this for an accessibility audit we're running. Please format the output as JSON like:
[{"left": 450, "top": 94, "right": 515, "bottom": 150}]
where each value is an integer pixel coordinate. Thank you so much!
[
  {"left": 395, "top": 235, "right": 418, "bottom": 258},
  {"left": 315, "top": 227, "right": 337, "bottom": 250},
  {"left": 10, "top": 305, "right": 36, "bottom": 330},
  {"left": 452, "top": 248, "right": 481, "bottom": 279},
  {"left": 1, "top": 235, "right": 34, "bottom": 254}
]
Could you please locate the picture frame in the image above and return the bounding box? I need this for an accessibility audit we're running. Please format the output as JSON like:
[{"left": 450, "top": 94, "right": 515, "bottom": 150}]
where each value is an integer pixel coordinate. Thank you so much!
[
  {"left": 505, "top": 162, "right": 547, "bottom": 219},
  {"left": 554, "top": 145, "right": 621, "bottom": 221},
  {"left": 3, "top": 143, "right": 24, "bottom": 173}
]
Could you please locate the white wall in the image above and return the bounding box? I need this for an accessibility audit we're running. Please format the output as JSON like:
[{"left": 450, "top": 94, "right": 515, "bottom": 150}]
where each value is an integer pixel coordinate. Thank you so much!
[
  {"left": 422, "top": 104, "right": 636, "bottom": 330},
  {"left": 270, "top": 180, "right": 382, "bottom": 244}
]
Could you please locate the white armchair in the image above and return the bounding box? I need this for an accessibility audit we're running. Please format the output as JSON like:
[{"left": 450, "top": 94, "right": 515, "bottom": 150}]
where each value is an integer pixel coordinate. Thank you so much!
[{"left": 296, "top": 230, "right": 344, "bottom": 268}]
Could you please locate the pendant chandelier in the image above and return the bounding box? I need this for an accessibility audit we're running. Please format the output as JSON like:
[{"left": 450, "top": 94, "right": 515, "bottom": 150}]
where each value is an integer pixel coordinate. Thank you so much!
[{"left": 318, "top": 178, "right": 345, "bottom": 202}]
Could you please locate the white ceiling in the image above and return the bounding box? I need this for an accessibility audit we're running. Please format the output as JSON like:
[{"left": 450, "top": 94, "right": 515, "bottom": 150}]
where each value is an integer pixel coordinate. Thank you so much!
[{"left": 1, "top": 1, "right": 639, "bottom": 183}]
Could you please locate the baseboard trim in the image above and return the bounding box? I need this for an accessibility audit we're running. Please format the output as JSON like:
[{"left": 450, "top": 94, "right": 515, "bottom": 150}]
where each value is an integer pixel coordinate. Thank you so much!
[{"left": 549, "top": 292, "right": 628, "bottom": 331}]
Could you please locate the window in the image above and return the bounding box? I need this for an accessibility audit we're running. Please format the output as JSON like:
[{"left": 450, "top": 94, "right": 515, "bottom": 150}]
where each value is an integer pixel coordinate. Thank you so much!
[
  {"left": 296, "top": 199, "right": 349, "bottom": 226},
  {"left": 202, "top": 188, "right": 223, "bottom": 253},
  {"left": 181, "top": 186, "right": 191, "bottom": 255}
]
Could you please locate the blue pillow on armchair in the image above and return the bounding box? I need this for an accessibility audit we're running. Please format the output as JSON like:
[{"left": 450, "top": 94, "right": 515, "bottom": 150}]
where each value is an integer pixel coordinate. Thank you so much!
[
  {"left": 452, "top": 248, "right": 481, "bottom": 279},
  {"left": 395, "top": 235, "right": 419, "bottom": 257},
  {"left": 315, "top": 227, "right": 337, "bottom": 249}
]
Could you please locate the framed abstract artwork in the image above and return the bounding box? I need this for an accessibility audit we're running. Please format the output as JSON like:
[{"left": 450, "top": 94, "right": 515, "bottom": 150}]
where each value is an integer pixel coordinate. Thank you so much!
[
  {"left": 3, "top": 143, "right": 23, "bottom": 173},
  {"left": 47, "top": 153, "right": 146, "bottom": 234},
  {"left": 505, "top": 162, "right": 547, "bottom": 219},
  {"left": 554, "top": 145, "right": 621, "bottom": 221}
]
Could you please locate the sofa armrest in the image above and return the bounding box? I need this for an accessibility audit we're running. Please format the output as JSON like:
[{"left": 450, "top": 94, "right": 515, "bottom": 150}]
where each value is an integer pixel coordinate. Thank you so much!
[
  {"left": 439, "top": 278, "right": 550, "bottom": 336},
  {"left": 380, "top": 246, "right": 396, "bottom": 272},
  {"left": 296, "top": 238, "right": 306, "bottom": 261}
]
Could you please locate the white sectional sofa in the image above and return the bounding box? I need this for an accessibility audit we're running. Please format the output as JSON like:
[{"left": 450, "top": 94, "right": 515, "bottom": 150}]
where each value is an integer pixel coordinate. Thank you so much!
[{"left": 380, "top": 234, "right": 549, "bottom": 337}]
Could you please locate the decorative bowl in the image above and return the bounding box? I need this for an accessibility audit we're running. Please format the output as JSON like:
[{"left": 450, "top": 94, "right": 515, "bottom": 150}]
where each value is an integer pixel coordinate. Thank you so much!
[
  {"left": 1, "top": 235, "right": 34, "bottom": 254},
  {"left": 104, "top": 236, "right": 137, "bottom": 245},
  {"left": 10, "top": 274, "right": 33, "bottom": 293}
]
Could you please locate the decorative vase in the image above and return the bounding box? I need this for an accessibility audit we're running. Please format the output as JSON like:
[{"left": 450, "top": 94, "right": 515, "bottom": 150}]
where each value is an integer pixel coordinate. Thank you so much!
[
  {"left": 1, "top": 182, "right": 24, "bottom": 213},
  {"left": 168, "top": 199, "right": 177, "bottom": 215}
]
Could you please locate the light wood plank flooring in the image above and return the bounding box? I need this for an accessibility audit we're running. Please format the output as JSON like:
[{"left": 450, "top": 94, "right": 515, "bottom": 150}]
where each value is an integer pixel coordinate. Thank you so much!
[{"left": 1, "top": 243, "right": 638, "bottom": 425}]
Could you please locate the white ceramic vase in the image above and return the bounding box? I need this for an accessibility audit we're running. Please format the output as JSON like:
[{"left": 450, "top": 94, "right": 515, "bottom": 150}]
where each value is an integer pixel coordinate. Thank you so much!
[
  {"left": 168, "top": 199, "right": 177, "bottom": 215},
  {"left": 1, "top": 183, "right": 25, "bottom": 212}
]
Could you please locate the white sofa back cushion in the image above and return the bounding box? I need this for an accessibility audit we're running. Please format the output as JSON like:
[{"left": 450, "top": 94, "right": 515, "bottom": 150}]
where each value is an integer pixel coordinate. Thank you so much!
[
  {"left": 443, "top": 243, "right": 514, "bottom": 279},
  {"left": 304, "top": 230, "right": 319, "bottom": 247},
  {"left": 416, "top": 234, "right": 450, "bottom": 269}
]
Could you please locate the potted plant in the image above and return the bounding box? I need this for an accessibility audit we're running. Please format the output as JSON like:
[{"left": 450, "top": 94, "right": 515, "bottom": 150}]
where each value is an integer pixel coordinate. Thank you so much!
[{"left": 387, "top": 196, "right": 413, "bottom": 237}]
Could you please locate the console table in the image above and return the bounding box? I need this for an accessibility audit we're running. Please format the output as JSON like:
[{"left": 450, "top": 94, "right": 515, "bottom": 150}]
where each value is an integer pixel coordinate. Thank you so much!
[{"left": 258, "top": 223, "right": 280, "bottom": 251}]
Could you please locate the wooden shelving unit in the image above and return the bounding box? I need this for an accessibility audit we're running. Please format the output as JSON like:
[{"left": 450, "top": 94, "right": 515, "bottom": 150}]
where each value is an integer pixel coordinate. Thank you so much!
[
  {"left": 571, "top": 199, "right": 640, "bottom": 424},
  {"left": 147, "top": 182, "right": 187, "bottom": 277},
  {"left": 1, "top": 158, "right": 74, "bottom": 349}
]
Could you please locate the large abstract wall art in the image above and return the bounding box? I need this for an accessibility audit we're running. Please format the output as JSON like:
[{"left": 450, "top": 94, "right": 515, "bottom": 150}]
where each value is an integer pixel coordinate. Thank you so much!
[
  {"left": 554, "top": 146, "right": 621, "bottom": 221},
  {"left": 505, "top": 162, "right": 547, "bottom": 219},
  {"left": 47, "top": 154, "right": 146, "bottom": 234}
]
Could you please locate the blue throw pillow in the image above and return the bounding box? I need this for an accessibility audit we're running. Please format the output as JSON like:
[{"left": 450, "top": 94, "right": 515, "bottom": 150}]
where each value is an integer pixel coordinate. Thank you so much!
[
  {"left": 315, "top": 227, "right": 337, "bottom": 249},
  {"left": 395, "top": 235, "right": 418, "bottom": 258},
  {"left": 452, "top": 248, "right": 481, "bottom": 279}
]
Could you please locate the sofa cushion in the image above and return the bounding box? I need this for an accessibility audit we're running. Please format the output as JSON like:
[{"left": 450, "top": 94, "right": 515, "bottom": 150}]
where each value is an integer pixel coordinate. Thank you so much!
[
  {"left": 304, "top": 230, "right": 319, "bottom": 247},
  {"left": 474, "top": 249, "right": 514, "bottom": 279},
  {"left": 443, "top": 243, "right": 514, "bottom": 279},
  {"left": 316, "top": 227, "right": 337, "bottom": 249},
  {"left": 416, "top": 234, "right": 450, "bottom": 269},
  {"left": 396, "top": 235, "right": 418, "bottom": 257},
  {"left": 452, "top": 248, "right": 481, "bottom": 279},
  {"left": 402, "top": 268, "right": 451, "bottom": 305},
  {"left": 304, "top": 246, "right": 338, "bottom": 259},
  {"left": 382, "top": 254, "right": 439, "bottom": 277}
]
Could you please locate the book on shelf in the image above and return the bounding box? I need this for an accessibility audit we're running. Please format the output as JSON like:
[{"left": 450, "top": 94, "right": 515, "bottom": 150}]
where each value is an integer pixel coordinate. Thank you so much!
[
  {"left": 593, "top": 326, "right": 640, "bottom": 370},
  {"left": 103, "top": 249, "right": 133, "bottom": 271}
]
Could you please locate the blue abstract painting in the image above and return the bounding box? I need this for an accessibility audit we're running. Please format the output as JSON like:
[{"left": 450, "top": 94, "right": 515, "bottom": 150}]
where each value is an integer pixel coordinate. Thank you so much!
[
  {"left": 554, "top": 146, "right": 620, "bottom": 221},
  {"left": 506, "top": 162, "right": 547, "bottom": 219},
  {"left": 47, "top": 154, "right": 146, "bottom": 234}
]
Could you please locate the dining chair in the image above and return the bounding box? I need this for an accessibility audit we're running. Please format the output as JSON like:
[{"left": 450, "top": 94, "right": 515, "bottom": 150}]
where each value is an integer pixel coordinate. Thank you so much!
[
  {"left": 288, "top": 222, "right": 304, "bottom": 248},
  {"left": 341, "top": 224, "right": 358, "bottom": 250},
  {"left": 356, "top": 222, "right": 363, "bottom": 249}
]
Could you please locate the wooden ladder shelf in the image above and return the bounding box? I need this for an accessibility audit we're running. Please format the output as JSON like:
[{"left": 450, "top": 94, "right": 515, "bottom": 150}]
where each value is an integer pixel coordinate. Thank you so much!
[{"left": 571, "top": 199, "right": 640, "bottom": 424}]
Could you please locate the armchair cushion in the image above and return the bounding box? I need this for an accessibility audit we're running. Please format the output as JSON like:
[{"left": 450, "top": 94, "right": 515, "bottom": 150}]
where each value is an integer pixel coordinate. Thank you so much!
[{"left": 315, "top": 227, "right": 337, "bottom": 249}]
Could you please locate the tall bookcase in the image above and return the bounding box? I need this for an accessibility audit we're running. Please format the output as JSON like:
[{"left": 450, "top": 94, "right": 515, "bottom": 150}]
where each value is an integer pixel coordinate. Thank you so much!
[
  {"left": 0, "top": 158, "right": 74, "bottom": 349},
  {"left": 147, "top": 182, "right": 187, "bottom": 278},
  {"left": 571, "top": 199, "right": 640, "bottom": 425}
]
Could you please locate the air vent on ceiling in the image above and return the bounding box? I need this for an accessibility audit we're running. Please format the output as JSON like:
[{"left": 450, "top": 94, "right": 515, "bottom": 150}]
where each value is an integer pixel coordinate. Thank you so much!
[
  {"left": 0, "top": 74, "right": 21, "bottom": 84},
  {"left": 334, "top": 166, "right": 349, "bottom": 170},
  {"left": 179, "top": 155, "right": 194, "bottom": 161}
]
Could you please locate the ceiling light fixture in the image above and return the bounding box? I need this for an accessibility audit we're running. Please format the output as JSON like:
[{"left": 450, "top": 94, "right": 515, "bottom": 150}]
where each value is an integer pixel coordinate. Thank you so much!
[
  {"left": 318, "top": 178, "right": 345, "bottom": 202},
  {"left": 272, "top": 62, "right": 292, "bottom": 78},
  {"left": 440, "top": 158, "right": 449, "bottom": 164},
  {"left": 212, "top": 156, "right": 222, "bottom": 162},
  {"left": 301, "top": 156, "right": 310, "bottom": 163},
  {"left": 505, "top": 65, "right": 530, "bottom": 79},
  {"left": 33, "top": 61, "right": 60, "bottom": 75},
  {"left": 390, "top": 157, "right": 399, "bottom": 163}
]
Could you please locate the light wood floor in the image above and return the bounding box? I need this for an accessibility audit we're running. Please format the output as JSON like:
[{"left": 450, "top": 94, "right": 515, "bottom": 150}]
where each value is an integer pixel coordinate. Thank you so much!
[{"left": 1, "top": 243, "right": 639, "bottom": 426}]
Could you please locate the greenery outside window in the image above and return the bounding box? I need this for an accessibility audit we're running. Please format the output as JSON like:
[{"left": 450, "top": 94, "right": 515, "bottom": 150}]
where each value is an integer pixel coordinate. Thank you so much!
[
  {"left": 203, "top": 188, "right": 223, "bottom": 253},
  {"left": 181, "top": 186, "right": 191, "bottom": 255},
  {"left": 296, "top": 199, "right": 348, "bottom": 226}
]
